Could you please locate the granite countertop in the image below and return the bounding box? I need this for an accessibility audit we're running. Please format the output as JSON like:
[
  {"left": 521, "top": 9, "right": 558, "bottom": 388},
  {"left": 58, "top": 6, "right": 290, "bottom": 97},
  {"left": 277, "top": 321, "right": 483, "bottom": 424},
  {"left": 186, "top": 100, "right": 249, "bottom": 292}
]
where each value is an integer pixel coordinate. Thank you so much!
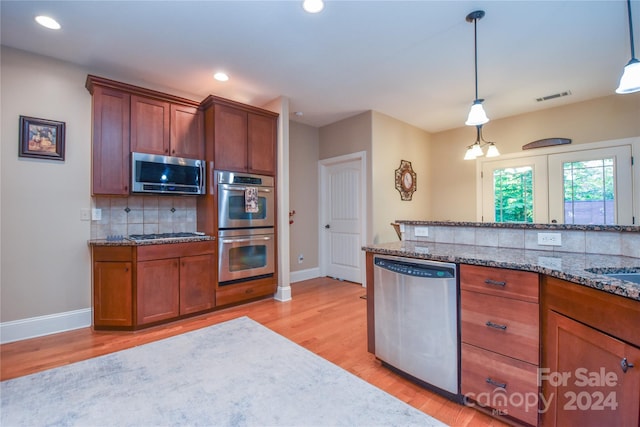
[
  {"left": 363, "top": 241, "right": 640, "bottom": 301},
  {"left": 395, "top": 220, "right": 640, "bottom": 232},
  {"left": 89, "top": 235, "right": 215, "bottom": 246}
]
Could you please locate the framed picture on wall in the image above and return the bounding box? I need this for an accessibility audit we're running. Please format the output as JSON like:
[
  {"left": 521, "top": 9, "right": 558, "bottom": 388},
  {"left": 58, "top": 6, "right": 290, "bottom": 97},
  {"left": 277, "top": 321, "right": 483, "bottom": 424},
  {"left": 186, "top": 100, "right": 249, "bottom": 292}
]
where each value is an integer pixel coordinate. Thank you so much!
[{"left": 19, "top": 115, "right": 65, "bottom": 161}]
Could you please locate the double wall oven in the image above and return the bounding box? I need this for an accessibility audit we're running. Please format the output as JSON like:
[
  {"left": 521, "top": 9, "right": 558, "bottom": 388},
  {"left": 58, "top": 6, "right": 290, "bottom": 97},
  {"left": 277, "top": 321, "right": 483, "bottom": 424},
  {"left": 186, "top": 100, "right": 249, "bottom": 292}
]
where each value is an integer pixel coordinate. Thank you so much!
[{"left": 217, "top": 171, "right": 275, "bottom": 285}]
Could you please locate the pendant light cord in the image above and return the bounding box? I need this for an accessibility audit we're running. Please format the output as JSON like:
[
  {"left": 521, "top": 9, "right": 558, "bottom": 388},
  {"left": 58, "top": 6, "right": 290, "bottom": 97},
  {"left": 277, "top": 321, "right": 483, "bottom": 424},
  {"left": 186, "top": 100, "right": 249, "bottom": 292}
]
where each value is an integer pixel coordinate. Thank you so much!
[
  {"left": 473, "top": 17, "right": 479, "bottom": 100},
  {"left": 626, "top": 0, "right": 637, "bottom": 59}
]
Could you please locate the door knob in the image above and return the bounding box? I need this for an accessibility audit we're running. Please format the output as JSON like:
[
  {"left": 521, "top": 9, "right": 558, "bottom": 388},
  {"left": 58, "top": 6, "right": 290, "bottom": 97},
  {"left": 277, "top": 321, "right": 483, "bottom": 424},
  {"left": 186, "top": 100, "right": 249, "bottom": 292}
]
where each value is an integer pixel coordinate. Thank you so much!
[{"left": 325, "top": 224, "right": 330, "bottom": 229}]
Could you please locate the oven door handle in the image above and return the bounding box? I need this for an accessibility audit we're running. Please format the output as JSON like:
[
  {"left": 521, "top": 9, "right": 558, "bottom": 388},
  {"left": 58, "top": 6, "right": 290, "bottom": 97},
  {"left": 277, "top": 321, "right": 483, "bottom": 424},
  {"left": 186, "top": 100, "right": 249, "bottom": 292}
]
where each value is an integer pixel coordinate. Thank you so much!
[
  {"left": 219, "top": 184, "right": 272, "bottom": 193},
  {"left": 221, "top": 236, "right": 273, "bottom": 244}
]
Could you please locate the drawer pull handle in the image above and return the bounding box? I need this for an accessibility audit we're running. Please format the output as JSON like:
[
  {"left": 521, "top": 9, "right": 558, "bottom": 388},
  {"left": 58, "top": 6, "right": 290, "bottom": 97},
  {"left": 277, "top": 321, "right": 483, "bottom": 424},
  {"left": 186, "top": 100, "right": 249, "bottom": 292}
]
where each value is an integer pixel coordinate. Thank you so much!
[
  {"left": 486, "top": 321, "right": 507, "bottom": 331},
  {"left": 486, "top": 377, "right": 507, "bottom": 389},
  {"left": 484, "top": 279, "right": 506, "bottom": 287},
  {"left": 621, "top": 358, "right": 635, "bottom": 373}
]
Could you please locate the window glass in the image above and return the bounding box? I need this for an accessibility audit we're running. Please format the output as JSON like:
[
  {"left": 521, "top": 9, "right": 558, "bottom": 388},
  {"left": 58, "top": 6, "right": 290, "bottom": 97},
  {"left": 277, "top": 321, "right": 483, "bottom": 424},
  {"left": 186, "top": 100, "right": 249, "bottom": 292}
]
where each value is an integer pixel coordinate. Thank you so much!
[
  {"left": 493, "top": 167, "right": 534, "bottom": 222},
  {"left": 563, "top": 158, "right": 615, "bottom": 224}
]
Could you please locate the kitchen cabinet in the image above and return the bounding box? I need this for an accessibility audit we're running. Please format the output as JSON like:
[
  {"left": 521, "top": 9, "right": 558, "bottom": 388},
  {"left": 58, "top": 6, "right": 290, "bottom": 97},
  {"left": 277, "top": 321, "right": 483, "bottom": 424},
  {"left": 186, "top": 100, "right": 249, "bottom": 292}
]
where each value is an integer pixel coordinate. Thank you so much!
[
  {"left": 130, "top": 97, "right": 204, "bottom": 159},
  {"left": 171, "top": 104, "right": 204, "bottom": 159},
  {"left": 86, "top": 75, "right": 204, "bottom": 196},
  {"left": 93, "top": 247, "right": 133, "bottom": 327},
  {"left": 460, "top": 264, "right": 540, "bottom": 426},
  {"left": 91, "top": 241, "right": 216, "bottom": 330},
  {"left": 201, "top": 95, "right": 278, "bottom": 175},
  {"left": 136, "top": 258, "right": 180, "bottom": 325},
  {"left": 541, "top": 276, "right": 640, "bottom": 427},
  {"left": 216, "top": 276, "right": 277, "bottom": 307},
  {"left": 86, "top": 84, "right": 131, "bottom": 195},
  {"left": 130, "top": 95, "right": 171, "bottom": 156}
]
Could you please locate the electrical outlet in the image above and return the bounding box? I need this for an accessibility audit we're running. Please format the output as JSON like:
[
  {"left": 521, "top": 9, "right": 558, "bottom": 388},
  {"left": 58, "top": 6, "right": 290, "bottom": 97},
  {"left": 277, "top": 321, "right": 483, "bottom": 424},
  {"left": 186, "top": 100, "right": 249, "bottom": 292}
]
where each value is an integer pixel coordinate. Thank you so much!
[
  {"left": 80, "top": 208, "right": 91, "bottom": 221},
  {"left": 91, "top": 208, "right": 102, "bottom": 221},
  {"left": 414, "top": 226, "right": 429, "bottom": 237},
  {"left": 297, "top": 254, "right": 304, "bottom": 264},
  {"left": 537, "top": 232, "right": 562, "bottom": 246}
]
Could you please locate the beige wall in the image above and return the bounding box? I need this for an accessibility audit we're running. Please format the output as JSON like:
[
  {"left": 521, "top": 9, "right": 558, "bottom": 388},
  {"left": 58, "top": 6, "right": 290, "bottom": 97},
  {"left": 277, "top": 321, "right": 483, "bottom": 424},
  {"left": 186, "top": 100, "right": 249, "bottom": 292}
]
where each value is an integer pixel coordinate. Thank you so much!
[
  {"left": 289, "top": 121, "right": 319, "bottom": 272},
  {"left": 371, "top": 111, "right": 431, "bottom": 243},
  {"left": 1, "top": 47, "right": 93, "bottom": 321},
  {"left": 429, "top": 94, "right": 640, "bottom": 221},
  {"left": 0, "top": 47, "right": 204, "bottom": 324}
]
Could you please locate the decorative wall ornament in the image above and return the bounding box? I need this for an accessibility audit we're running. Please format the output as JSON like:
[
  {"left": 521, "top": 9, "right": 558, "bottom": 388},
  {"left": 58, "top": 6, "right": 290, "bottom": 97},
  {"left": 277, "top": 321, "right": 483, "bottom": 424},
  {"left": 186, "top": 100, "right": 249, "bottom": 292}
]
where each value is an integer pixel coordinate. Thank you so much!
[
  {"left": 522, "top": 137, "right": 572, "bottom": 150},
  {"left": 19, "top": 115, "right": 65, "bottom": 161},
  {"left": 394, "top": 160, "right": 417, "bottom": 201}
]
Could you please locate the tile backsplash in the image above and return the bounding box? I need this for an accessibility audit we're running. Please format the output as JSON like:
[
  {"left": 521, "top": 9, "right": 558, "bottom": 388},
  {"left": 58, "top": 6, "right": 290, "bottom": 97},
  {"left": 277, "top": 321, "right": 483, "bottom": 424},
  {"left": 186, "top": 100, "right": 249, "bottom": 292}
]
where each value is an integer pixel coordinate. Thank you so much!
[
  {"left": 91, "top": 196, "right": 198, "bottom": 239},
  {"left": 401, "top": 223, "right": 640, "bottom": 258}
]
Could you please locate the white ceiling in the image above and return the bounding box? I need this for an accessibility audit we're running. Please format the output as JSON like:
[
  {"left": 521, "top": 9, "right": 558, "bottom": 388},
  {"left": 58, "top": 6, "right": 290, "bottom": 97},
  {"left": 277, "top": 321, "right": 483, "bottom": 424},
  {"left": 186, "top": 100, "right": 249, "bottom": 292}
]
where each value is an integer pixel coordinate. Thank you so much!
[{"left": 1, "top": 0, "right": 638, "bottom": 133}]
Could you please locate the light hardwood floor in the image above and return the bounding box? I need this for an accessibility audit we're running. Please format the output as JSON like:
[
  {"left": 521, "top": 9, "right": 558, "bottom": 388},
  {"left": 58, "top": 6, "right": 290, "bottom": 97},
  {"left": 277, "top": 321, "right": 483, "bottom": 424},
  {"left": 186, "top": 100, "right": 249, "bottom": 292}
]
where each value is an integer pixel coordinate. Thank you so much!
[{"left": 1, "top": 277, "right": 508, "bottom": 427}]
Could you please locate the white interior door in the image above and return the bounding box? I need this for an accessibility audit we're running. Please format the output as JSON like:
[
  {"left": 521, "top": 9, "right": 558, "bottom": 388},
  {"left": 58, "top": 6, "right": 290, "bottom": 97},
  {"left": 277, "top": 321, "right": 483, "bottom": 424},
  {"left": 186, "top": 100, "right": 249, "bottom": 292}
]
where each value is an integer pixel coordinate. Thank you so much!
[{"left": 320, "top": 156, "right": 365, "bottom": 284}]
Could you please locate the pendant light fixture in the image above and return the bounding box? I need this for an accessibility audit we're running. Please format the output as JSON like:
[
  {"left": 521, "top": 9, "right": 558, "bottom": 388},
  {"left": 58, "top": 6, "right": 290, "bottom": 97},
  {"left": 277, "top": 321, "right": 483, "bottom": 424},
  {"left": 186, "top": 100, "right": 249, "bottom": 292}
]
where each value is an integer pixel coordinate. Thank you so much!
[
  {"left": 616, "top": 0, "right": 640, "bottom": 94},
  {"left": 464, "top": 125, "right": 500, "bottom": 160},
  {"left": 465, "top": 10, "right": 489, "bottom": 126}
]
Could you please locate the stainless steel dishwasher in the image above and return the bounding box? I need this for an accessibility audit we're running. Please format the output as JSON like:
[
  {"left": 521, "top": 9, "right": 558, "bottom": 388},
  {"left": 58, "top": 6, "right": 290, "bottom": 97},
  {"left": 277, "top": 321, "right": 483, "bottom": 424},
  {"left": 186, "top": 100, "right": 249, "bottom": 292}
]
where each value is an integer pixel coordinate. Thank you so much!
[{"left": 373, "top": 254, "right": 459, "bottom": 399}]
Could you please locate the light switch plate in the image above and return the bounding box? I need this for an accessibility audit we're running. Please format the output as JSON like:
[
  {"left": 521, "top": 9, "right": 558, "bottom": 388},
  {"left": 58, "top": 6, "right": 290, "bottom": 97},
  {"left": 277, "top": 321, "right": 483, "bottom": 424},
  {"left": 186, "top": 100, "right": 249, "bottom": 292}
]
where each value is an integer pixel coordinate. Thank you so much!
[{"left": 80, "top": 208, "right": 91, "bottom": 221}]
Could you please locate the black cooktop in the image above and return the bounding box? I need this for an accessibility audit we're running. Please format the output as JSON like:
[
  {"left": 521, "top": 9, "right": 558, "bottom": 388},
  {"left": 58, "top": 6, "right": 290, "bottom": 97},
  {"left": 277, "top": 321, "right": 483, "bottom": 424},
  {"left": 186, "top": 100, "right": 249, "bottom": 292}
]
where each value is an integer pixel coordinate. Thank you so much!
[{"left": 127, "top": 232, "right": 203, "bottom": 241}]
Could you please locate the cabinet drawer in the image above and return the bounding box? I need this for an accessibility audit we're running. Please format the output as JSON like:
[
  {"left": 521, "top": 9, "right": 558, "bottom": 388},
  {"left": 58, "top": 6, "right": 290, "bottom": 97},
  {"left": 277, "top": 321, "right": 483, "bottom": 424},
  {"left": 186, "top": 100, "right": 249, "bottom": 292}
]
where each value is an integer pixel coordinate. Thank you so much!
[
  {"left": 461, "top": 343, "right": 539, "bottom": 426},
  {"left": 461, "top": 264, "right": 539, "bottom": 303},
  {"left": 461, "top": 290, "right": 539, "bottom": 364},
  {"left": 216, "top": 278, "right": 276, "bottom": 306}
]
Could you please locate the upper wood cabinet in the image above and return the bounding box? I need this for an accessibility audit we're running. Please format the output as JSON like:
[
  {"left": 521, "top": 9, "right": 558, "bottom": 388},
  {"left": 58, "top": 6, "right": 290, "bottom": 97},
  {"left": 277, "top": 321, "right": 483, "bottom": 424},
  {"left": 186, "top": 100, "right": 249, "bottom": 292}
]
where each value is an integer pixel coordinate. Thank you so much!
[
  {"left": 130, "top": 95, "right": 170, "bottom": 156},
  {"left": 86, "top": 75, "right": 204, "bottom": 195},
  {"left": 87, "top": 84, "right": 131, "bottom": 195},
  {"left": 171, "top": 104, "right": 204, "bottom": 159},
  {"left": 201, "top": 95, "right": 278, "bottom": 175}
]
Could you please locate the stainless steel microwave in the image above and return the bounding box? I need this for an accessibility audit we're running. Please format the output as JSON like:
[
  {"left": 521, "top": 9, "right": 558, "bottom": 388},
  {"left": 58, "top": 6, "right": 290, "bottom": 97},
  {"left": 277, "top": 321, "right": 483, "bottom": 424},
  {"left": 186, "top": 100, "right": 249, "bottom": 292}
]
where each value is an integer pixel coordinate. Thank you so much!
[{"left": 131, "top": 152, "right": 205, "bottom": 195}]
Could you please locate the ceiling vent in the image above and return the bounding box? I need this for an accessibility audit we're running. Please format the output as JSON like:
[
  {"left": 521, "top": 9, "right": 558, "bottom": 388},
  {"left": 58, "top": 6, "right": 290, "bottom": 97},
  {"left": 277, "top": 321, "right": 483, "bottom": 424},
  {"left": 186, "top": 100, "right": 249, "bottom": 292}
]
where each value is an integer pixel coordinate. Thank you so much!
[{"left": 536, "top": 90, "right": 572, "bottom": 102}]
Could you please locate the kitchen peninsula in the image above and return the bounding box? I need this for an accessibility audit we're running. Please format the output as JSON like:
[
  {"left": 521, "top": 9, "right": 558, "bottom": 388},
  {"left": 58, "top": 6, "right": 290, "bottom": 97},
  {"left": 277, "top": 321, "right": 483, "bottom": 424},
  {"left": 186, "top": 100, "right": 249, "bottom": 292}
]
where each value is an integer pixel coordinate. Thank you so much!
[{"left": 363, "top": 221, "right": 640, "bottom": 427}]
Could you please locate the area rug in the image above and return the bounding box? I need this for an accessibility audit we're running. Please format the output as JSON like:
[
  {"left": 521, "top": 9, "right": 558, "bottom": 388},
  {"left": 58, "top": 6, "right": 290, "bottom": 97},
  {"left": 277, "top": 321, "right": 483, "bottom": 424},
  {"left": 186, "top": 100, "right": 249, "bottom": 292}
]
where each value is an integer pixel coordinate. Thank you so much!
[{"left": 1, "top": 316, "right": 447, "bottom": 426}]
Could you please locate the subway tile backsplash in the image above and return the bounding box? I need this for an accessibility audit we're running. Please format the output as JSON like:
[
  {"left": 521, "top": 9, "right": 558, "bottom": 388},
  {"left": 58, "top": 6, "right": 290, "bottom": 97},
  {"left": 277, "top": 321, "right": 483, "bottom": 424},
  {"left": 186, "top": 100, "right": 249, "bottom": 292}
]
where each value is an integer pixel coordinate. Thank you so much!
[{"left": 91, "top": 196, "right": 197, "bottom": 239}]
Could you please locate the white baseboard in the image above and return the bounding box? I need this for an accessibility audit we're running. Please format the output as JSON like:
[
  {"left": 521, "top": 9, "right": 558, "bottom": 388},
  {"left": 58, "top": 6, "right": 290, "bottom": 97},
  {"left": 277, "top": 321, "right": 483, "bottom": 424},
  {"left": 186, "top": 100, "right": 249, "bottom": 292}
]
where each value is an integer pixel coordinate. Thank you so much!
[
  {"left": 0, "top": 308, "right": 92, "bottom": 344},
  {"left": 290, "top": 267, "right": 321, "bottom": 283}
]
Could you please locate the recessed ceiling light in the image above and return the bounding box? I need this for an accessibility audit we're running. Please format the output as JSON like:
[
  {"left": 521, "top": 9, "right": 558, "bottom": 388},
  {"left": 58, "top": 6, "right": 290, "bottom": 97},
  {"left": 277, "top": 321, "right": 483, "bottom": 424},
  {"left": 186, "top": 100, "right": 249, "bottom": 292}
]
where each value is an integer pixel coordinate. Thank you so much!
[
  {"left": 214, "top": 72, "right": 229, "bottom": 82},
  {"left": 35, "top": 15, "right": 61, "bottom": 30},
  {"left": 303, "top": 0, "right": 324, "bottom": 13},
  {"left": 294, "top": 111, "right": 304, "bottom": 117}
]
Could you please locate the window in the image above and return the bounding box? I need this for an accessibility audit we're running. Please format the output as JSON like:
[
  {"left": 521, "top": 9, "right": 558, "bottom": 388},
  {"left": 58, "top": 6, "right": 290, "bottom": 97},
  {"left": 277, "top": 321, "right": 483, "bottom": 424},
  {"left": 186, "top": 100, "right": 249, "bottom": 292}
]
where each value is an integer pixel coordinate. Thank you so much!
[
  {"left": 548, "top": 146, "right": 633, "bottom": 225},
  {"left": 480, "top": 141, "right": 635, "bottom": 225}
]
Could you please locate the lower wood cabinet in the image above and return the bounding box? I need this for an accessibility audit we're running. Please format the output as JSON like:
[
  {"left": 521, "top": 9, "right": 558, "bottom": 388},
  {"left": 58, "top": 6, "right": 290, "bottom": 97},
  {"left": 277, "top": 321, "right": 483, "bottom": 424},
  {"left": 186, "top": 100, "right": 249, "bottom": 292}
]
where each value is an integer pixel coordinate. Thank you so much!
[
  {"left": 460, "top": 264, "right": 540, "bottom": 426},
  {"left": 91, "top": 241, "right": 216, "bottom": 330},
  {"left": 216, "top": 276, "right": 276, "bottom": 307},
  {"left": 542, "top": 276, "right": 640, "bottom": 427}
]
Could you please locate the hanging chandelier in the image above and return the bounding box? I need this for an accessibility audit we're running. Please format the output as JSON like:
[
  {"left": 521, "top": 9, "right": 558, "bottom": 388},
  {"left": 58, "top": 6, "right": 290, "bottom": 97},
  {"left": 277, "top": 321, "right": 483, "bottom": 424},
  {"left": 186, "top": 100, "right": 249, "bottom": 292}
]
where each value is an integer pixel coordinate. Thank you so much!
[
  {"left": 464, "top": 125, "right": 500, "bottom": 160},
  {"left": 616, "top": 0, "right": 640, "bottom": 94},
  {"left": 465, "top": 10, "right": 489, "bottom": 126}
]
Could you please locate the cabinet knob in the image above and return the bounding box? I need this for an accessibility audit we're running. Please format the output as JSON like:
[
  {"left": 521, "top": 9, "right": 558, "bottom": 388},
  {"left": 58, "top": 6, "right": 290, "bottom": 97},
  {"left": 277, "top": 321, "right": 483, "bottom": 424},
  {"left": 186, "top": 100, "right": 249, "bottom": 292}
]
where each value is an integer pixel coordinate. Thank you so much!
[{"left": 621, "top": 357, "right": 635, "bottom": 373}]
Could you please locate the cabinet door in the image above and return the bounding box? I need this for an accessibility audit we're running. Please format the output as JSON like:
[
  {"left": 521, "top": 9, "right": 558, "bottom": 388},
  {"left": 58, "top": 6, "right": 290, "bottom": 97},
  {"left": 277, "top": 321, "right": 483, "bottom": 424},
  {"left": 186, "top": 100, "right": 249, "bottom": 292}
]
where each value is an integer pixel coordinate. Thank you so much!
[
  {"left": 543, "top": 311, "right": 640, "bottom": 427},
  {"left": 130, "top": 95, "right": 170, "bottom": 155},
  {"left": 136, "top": 258, "right": 179, "bottom": 325},
  {"left": 214, "top": 104, "right": 248, "bottom": 172},
  {"left": 171, "top": 104, "right": 204, "bottom": 159},
  {"left": 93, "top": 261, "right": 132, "bottom": 327},
  {"left": 91, "top": 86, "right": 130, "bottom": 195},
  {"left": 179, "top": 254, "right": 215, "bottom": 315},
  {"left": 247, "top": 113, "right": 276, "bottom": 175}
]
